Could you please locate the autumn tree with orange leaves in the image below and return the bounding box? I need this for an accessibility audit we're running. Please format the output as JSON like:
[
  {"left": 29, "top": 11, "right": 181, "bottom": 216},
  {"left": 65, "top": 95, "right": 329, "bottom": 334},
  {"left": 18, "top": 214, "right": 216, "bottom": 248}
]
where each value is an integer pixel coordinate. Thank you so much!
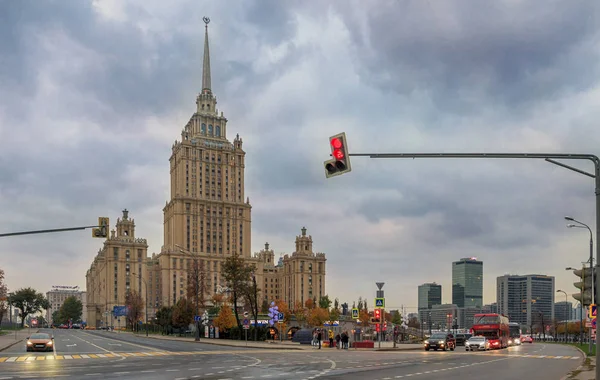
[{"left": 307, "top": 307, "right": 329, "bottom": 327}]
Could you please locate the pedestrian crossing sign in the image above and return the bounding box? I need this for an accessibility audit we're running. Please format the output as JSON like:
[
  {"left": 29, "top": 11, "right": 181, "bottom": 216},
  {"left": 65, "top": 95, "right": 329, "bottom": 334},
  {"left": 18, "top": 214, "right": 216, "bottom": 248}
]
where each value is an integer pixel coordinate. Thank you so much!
[
  {"left": 351, "top": 308, "right": 359, "bottom": 319},
  {"left": 375, "top": 298, "right": 385, "bottom": 308},
  {"left": 590, "top": 304, "right": 597, "bottom": 319}
]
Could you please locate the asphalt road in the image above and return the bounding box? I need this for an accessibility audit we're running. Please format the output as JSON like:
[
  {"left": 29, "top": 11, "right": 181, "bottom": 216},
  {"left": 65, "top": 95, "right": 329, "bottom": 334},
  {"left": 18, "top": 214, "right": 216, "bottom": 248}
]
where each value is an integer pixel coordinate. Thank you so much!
[{"left": 0, "top": 330, "right": 584, "bottom": 380}]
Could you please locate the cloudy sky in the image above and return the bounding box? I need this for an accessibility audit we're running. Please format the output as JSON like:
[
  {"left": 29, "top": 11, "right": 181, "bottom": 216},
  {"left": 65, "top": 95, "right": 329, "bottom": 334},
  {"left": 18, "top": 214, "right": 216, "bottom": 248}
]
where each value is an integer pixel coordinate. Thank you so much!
[{"left": 1, "top": 0, "right": 600, "bottom": 314}]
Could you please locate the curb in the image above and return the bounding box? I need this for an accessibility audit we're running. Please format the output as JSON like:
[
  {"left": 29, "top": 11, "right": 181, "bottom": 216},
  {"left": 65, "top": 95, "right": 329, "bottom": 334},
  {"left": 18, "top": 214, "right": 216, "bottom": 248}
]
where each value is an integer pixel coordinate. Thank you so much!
[
  {"left": 559, "top": 345, "right": 588, "bottom": 380},
  {"left": 0, "top": 339, "right": 24, "bottom": 353}
]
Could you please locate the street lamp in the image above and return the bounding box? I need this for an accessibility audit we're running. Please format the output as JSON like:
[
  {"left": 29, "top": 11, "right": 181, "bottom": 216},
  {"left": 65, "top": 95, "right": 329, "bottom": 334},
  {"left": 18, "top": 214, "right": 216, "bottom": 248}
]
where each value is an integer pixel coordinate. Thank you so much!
[
  {"left": 567, "top": 266, "right": 584, "bottom": 344},
  {"left": 557, "top": 290, "right": 568, "bottom": 342},
  {"left": 132, "top": 273, "right": 148, "bottom": 337},
  {"left": 566, "top": 216, "right": 594, "bottom": 296}
]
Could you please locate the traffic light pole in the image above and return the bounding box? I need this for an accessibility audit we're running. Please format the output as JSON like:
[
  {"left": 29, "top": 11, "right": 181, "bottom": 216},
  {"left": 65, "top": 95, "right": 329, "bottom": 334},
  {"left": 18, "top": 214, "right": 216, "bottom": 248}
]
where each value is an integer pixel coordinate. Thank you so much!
[
  {"left": 0, "top": 225, "right": 101, "bottom": 237},
  {"left": 345, "top": 151, "right": 600, "bottom": 377}
]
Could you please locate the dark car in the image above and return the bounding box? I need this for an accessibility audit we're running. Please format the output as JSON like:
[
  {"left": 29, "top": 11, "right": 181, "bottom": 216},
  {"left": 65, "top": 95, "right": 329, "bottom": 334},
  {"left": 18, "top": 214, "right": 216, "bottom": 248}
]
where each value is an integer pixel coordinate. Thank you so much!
[
  {"left": 424, "top": 333, "right": 456, "bottom": 351},
  {"left": 455, "top": 333, "right": 472, "bottom": 346},
  {"left": 26, "top": 333, "right": 54, "bottom": 352},
  {"left": 291, "top": 328, "right": 314, "bottom": 345}
]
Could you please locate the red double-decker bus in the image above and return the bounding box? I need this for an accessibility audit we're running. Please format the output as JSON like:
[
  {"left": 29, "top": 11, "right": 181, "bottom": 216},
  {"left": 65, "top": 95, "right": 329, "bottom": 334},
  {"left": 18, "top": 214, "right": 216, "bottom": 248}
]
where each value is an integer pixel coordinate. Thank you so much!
[{"left": 471, "top": 313, "right": 510, "bottom": 349}]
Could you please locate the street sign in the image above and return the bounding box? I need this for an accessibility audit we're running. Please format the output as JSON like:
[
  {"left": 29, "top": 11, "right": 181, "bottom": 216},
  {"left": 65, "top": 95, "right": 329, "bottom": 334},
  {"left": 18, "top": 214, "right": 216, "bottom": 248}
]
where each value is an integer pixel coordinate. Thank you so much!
[
  {"left": 593, "top": 318, "right": 597, "bottom": 328},
  {"left": 243, "top": 311, "right": 249, "bottom": 318},
  {"left": 351, "top": 308, "right": 359, "bottom": 319},
  {"left": 243, "top": 324, "right": 249, "bottom": 330},
  {"left": 194, "top": 315, "right": 202, "bottom": 322},
  {"left": 243, "top": 318, "right": 249, "bottom": 325},
  {"left": 277, "top": 312, "right": 284, "bottom": 321},
  {"left": 376, "top": 282, "right": 385, "bottom": 290},
  {"left": 590, "top": 304, "right": 597, "bottom": 319},
  {"left": 374, "top": 298, "right": 385, "bottom": 308}
]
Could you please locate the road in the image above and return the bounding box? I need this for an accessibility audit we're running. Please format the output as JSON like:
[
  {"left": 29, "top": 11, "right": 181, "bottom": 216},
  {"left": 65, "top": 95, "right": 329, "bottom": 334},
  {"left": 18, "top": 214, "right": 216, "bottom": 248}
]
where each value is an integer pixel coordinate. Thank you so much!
[{"left": 0, "top": 330, "right": 584, "bottom": 379}]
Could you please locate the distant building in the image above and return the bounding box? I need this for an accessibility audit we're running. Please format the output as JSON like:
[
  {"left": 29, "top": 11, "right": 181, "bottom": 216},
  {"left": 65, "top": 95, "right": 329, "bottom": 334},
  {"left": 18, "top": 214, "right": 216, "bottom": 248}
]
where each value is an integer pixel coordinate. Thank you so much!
[
  {"left": 482, "top": 303, "right": 498, "bottom": 313},
  {"left": 497, "top": 274, "right": 555, "bottom": 327},
  {"left": 452, "top": 257, "right": 483, "bottom": 308},
  {"left": 555, "top": 301, "right": 573, "bottom": 322},
  {"left": 46, "top": 286, "right": 86, "bottom": 325},
  {"left": 418, "top": 283, "right": 442, "bottom": 321}
]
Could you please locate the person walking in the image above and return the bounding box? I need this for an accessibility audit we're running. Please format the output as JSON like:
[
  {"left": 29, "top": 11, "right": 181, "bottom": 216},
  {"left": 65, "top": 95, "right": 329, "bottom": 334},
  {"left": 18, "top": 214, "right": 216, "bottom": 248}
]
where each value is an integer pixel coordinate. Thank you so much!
[
  {"left": 328, "top": 329, "right": 334, "bottom": 348},
  {"left": 335, "top": 333, "right": 341, "bottom": 349},
  {"left": 317, "top": 329, "right": 322, "bottom": 349}
]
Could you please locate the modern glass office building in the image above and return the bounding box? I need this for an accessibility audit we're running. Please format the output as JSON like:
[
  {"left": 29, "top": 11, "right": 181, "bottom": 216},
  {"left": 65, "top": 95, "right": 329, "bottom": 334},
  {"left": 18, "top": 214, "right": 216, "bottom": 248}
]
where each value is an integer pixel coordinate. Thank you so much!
[
  {"left": 452, "top": 257, "right": 483, "bottom": 308},
  {"left": 497, "top": 274, "right": 555, "bottom": 327}
]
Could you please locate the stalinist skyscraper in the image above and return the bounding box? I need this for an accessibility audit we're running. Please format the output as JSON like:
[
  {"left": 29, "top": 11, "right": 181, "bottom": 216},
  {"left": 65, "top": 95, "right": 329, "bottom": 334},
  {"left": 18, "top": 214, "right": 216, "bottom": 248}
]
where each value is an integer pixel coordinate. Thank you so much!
[{"left": 156, "top": 17, "right": 252, "bottom": 306}]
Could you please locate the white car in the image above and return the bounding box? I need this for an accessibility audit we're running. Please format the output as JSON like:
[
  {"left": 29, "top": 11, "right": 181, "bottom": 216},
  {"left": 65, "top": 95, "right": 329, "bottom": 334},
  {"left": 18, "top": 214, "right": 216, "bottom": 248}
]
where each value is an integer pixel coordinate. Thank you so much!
[{"left": 465, "top": 336, "right": 490, "bottom": 351}]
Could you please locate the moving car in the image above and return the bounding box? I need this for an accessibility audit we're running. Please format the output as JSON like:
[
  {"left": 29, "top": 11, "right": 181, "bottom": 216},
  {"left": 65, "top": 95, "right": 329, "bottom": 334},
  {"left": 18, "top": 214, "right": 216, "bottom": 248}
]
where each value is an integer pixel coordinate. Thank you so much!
[
  {"left": 424, "top": 333, "right": 456, "bottom": 351},
  {"left": 521, "top": 335, "right": 534, "bottom": 343},
  {"left": 465, "top": 336, "right": 490, "bottom": 351},
  {"left": 26, "top": 333, "right": 54, "bottom": 352},
  {"left": 455, "top": 333, "right": 472, "bottom": 346}
]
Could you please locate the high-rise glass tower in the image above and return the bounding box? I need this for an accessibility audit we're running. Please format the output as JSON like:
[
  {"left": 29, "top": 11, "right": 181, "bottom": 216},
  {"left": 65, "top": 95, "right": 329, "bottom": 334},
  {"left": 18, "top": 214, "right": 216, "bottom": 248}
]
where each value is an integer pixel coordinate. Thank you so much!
[{"left": 452, "top": 257, "right": 483, "bottom": 308}]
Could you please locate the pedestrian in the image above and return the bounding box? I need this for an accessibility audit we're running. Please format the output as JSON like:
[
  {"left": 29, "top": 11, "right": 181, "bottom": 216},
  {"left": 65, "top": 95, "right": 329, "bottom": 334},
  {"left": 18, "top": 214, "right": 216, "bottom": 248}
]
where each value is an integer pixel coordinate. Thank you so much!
[
  {"left": 335, "top": 333, "right": 341, "bottom": 349},
  {"left": 317, "top": 329, "right": 322, "bottom": 349},
  {"left": 328, "top": 329, "right": 334, "bottom": 348}
]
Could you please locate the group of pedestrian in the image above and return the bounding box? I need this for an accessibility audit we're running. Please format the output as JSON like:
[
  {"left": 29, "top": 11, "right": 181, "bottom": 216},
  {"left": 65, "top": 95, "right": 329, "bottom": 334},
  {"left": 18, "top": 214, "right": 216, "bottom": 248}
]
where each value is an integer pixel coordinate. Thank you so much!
[{"left": 312, "top": 328, "right": 350, "bottom": 349}]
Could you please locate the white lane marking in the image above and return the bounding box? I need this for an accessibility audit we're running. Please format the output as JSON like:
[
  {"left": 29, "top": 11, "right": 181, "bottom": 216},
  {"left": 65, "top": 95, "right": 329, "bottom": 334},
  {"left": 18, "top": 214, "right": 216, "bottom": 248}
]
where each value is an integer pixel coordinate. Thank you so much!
[
  {"left": 69, "top": 333, "right": 117, "bottom": 356},
  {"left": 79, "top": 331, "right": 164, "bottom": 352}
]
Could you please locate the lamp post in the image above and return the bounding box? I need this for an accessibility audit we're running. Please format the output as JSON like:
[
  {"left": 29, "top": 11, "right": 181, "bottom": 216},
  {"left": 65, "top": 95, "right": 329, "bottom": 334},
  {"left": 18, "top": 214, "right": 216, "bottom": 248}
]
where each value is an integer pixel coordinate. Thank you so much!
[
  {"left": 251, "top": 271, "right": 258, "bottom": 341},
  {"left": 132, "top": 273, "right": 148, "bottom": 337},
  {"left": 567, "top": 266, "right": 584, "bottom": 344},
  {"left": 557, "top": 290, "right": 568, "bottom": 342},
  {"left": 566, "top": 216, "right": 595, "bottom": 353}
]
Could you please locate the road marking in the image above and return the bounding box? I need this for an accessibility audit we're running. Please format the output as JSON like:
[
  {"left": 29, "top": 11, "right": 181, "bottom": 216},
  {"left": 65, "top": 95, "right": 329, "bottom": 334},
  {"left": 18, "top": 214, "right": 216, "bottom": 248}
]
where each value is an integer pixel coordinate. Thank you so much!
[
  {"left": 70, "top": 332, "right": 117, "bottom": 356},
  {"left": 80, "top": 331, "right": 163, "bottom": 352}
]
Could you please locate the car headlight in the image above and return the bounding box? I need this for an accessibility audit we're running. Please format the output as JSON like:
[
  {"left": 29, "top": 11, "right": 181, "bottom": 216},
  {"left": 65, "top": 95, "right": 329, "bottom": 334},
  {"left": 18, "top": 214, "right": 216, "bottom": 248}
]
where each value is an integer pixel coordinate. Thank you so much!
[
  {"left": 424, "top": 340, "right": 429, "bottom": 344},
  {"left": 26, "top": 341, "right": 32, "bottom": 345},
  {"left": 46, "top": 341, "right": 53, "bottom": 345}
]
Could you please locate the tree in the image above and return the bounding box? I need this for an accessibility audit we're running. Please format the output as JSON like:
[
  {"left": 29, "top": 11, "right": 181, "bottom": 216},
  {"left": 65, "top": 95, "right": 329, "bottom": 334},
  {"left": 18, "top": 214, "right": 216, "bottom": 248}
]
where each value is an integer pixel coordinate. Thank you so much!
[
  {"left": 58, "top": 296, "right": 83, "bottom": 324},
  {"left": 260, "top": 299, "right": 269, "bottom": 313},
  {"left": 305, "top": 298, "right": 315, "bottom": 309},
  {"left": 186, "top": 259, "right": 207, "bottom": 315},
  {"left": 357, "top": 297, "right": 364, "bottom": 310},
  {"left": 329, "top": 307, "right": 340, "bottom": 323},
  {"left": 0, "top": 269, "right": 7, "bottom": 325},
  {"left": 240, "top": 275, "right": 260, "bottom": 341},
  {"left": 307, "top": 307, "right": 329, "bottom": 327},
  {"left": 52, "top": 310, "right": 62, "bottom": 325},
  {"left": 10, "top": 288, "right": 49, "bottom": 328},
  {"left": 156, "top": 306, "right": 174, "bottom": 334},
  {"left": 274, "top": 300, "right": 290, "bottom": 323},
  {"left": 222, "top": 254, "right": 255, "bottom": 331},
  {"left": 172, "top": 297, "right": 194, "bottom": 329},
  {"left": 125, "top": 290, "right": 144, "bottom": 331},
  {"left": 293, "top": 301, "right": 306, "bottom": 327},
  {"left": 214, "top": 303, "right": 236, "bottom": 331},
  {"left": 319, "top": 295, "right": 332, "bottom": 309},
  {"left": 391, "top": 311, "right": 402, "bottom": 325},
  {"left": 359, "top": 309, "right": 370, "bottom": 326},
  {"left": 408, "top": 315, "right": 420, "bottom": 329}
]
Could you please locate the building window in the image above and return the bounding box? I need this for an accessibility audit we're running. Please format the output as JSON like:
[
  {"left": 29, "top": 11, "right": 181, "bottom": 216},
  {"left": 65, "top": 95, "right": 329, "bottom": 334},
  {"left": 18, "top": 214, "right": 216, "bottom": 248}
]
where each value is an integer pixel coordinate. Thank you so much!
[
  {"left": 215, "top": 125, "right": 221, "bottom": 136},
  {"left": 201, "top": 123, "right": 206, "bottom": 134},
  {"left": 126, "top": 250, "right": 130, "bottom": 262},
  {"left": 208, "top": 125, "right": 213, "bottom": 135}
]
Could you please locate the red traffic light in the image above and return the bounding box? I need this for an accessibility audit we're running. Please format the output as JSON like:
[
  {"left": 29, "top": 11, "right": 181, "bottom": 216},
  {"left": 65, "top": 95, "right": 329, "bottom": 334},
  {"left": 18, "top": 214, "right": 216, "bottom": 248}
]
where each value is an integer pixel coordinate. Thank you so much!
[
  {"left": 331, "top": 137, "right": 342, "bottom": 149},
  {"left": 333, "top": 149, "right": 344, "bottom": 160},
  {"left": 374, "top": 309, "right": 381, "bottom": 318}
]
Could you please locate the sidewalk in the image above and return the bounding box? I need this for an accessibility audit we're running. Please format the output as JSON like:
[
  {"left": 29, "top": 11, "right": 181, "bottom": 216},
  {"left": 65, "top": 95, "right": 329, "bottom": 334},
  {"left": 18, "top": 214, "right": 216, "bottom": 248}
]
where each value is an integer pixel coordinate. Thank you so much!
[
  {"left": 115, "top": 331, "right": 423, "bottom": 351},
  {"left": 0, "top": 329, "right": 38, "bottom": 352},
  {"left": 564, "top": 347, "right": 595, "bottom": 380}
]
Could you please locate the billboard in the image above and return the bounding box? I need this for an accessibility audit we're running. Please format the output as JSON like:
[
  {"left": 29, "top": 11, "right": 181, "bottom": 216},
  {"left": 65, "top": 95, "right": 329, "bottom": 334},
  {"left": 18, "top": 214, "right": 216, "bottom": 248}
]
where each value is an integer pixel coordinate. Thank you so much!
[{"left": 113, "top": 306, "right": 128, "bottom": 317}]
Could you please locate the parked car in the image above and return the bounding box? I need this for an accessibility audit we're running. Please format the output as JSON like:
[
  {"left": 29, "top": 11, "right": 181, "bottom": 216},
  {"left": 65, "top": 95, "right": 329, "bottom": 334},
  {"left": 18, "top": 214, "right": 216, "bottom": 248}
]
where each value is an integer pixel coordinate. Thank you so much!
[
  {"left": 465, "top": 336, "right": 490, "bottom": 351},
  {"left": 424, "top": 333, "right": 456, "bottom": 351}
]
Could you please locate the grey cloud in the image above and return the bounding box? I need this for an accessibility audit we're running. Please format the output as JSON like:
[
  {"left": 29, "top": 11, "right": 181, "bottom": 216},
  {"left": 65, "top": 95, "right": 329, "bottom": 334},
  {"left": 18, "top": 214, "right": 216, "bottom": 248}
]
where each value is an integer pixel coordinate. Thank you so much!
[{"left": 335, "top": 1, "right": 600, "bottom": 117}]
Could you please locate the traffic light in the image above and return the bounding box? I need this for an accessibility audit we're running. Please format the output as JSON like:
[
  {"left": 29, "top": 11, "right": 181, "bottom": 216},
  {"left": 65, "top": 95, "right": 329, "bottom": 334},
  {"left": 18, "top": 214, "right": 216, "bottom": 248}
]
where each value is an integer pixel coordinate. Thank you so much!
[
  {"left": 92, "top": 217, "right": 109, "bottom": 238},
  {"left": 324, "top": 132, "right": 351, "bottom": 178},
  {"left": 572, "top": 267, "right": 597, "bottom": 306},
  {"left": 372, "top": 308, "right": 382, "bottom": 324}
]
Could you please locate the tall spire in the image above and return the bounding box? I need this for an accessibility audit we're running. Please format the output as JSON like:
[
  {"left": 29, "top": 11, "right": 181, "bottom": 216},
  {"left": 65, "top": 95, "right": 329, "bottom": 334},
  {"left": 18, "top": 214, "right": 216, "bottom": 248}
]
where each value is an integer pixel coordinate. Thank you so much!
[{"left": 202, "top": 16, "right": 212, "bottom": 94}]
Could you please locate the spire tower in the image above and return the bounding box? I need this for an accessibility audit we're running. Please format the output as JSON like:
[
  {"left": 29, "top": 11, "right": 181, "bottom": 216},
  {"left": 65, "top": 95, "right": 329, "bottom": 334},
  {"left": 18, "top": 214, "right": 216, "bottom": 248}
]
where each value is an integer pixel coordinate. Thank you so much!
[{"left": 202, "top": 16, "right": 212, "bottom": 94}]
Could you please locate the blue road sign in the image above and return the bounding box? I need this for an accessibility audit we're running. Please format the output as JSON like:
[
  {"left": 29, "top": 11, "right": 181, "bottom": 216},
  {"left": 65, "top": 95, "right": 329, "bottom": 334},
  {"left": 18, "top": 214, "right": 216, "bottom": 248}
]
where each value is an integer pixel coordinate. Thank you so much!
[
  {"left": 112, "top": 305, "right": 128, "bottom": 317},
  {"left": 590, "top": 304, "right": 597, "bottom": 319},
  {"left": 194, "top": 315, "right": 202, "bottom": 322},
  {"left": 277, "top": 312, "right": 284, "bottom": 320},
  {"left": 351, "top": 308, "right": 359, "bottom": 319},
  {"left": 593, "top": 319, "right": 597, "bottom": 328},
  {"left": 243, "top": 318, "right": 249, "bottom": 326},
  {"left": 374, "top": 298, "right": 385, "bottom": 308}
]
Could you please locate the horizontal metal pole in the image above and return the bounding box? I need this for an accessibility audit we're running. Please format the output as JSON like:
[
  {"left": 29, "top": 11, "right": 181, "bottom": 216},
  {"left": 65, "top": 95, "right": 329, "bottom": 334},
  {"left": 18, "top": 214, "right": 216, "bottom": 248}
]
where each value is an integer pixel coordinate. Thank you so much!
[
  {"left": 545, "top": 158, "right": 596, "bottom": 178},
  {"left": 0, "top": 225, "right": 100, "bottom": 238},
  {"left": 347, "top": 152, "right": 598, "bottom": 161}
]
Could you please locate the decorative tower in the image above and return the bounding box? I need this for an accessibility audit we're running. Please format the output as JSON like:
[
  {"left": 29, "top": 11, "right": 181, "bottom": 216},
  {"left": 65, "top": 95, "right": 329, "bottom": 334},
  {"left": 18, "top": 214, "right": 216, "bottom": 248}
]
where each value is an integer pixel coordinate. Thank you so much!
[{"left": 159, "top": 17, "right": 252, "bottom": 307}]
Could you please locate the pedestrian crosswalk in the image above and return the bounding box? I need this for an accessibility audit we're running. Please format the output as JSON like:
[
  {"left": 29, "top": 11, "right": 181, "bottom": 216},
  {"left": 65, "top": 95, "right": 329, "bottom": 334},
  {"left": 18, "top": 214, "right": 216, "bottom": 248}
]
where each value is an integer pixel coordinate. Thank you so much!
[{"left": 0, "top": 349, "right": 300, "bottom": 363}]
